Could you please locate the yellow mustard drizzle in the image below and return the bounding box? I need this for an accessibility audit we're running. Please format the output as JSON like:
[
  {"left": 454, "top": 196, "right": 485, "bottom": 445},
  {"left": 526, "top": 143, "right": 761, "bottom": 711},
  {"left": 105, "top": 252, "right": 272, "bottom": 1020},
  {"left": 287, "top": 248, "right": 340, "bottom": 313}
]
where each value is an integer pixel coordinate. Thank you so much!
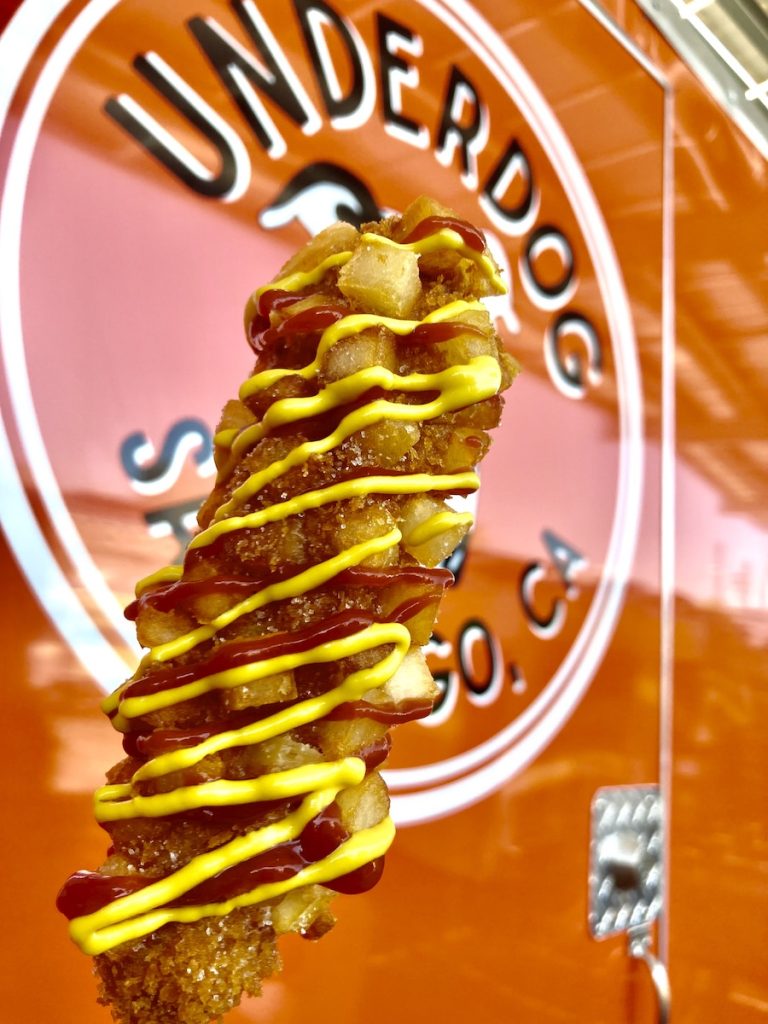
[
  {"left": 359, "top": 230, "right": 505, "bottom": 292},
  {"left": 130, "top": 626, "right": 410, "bottom": 784},
  {"left": 73, "top": 790, "right": 394, "bottom": 956},
  {"left": 95, "top": 759, "right": 366, "bottom": 822},
  {"left": 405, "top": 510, "right": 475, "bottom": 548},
  {"left": 218, "top": 355, "right": 498, "bottom": 519},
  {"left": 237, "top": 299, "right": 484, "bottom": 400},
  {"left": 70, "top": 226, "right": 503, "bottom": 955},
  {"left": 134, "top": 564, "right": 182, "bottom": 597},
  {"left": 243, "top": 250, "right": 353, "bottom": 330}
]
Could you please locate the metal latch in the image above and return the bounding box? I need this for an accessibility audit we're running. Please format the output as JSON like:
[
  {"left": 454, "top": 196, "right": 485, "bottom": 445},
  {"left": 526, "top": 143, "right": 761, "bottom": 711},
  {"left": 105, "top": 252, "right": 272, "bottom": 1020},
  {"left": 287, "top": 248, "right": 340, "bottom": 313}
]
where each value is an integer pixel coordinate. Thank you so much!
[{"left": 589, "top": 785, "right": 670, "bottom": 1022}]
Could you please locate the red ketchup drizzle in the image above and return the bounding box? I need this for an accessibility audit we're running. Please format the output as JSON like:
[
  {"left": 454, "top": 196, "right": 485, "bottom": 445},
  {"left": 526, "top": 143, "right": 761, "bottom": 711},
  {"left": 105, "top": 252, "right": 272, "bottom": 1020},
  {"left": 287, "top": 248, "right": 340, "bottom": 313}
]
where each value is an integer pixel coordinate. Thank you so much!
[
  {"left": 390, "top": 592, "right": 440, "bottom": 624},
  {"left": 57, "top": 804, "right": 380, "bottom": 918},
  {"left": 246, "top": 290, "right": 300, "bottom": 356},
  {"left": 248, "top": 302, "right": 347, "bottom": 363},
  {"left": 153, "top": 799, "right": 297, "bottom": 830},
  {"left": 358, "top": 733, "right": 392, "bottom": 771},
  {"left": 327, "top": 699, "right": 433, "bottom": 725},
  {"left": 400, "top": 215, "right": 486, "bottom": 253},
  {"left": 123, "top": 705, "right": 298, "bottom": 759},
  {"left": 337, "top": 565, "right": 453, "bottom": 589},
  {"left": 109, "top": 574, "right": 448, "bottom": 906},
  {"left": 408, "top": 321, "right": 486, "bottom": 345},
  {"left": 122, "top": 610, "right": 374, "bottom": 703},
  {"left": 326, "top": 856, "right": 385, "bottom": 894},
  {"left": 125, "top": 571, "right": 290, "bottom": 621},
  {"left": 126, "top": 565, "right": 452, "bottom": 621},
  {"left": 260, "top": 289, "right": 302, "bottom": 317},
  {"left": 124, "top": 593, "right": 440, "bottom": 708},
  {"left": 56, "top": 870, "right": 150, "bottom": 920},
  {"left": 122, "top": 571, "right": 449, "bottom": 743}
]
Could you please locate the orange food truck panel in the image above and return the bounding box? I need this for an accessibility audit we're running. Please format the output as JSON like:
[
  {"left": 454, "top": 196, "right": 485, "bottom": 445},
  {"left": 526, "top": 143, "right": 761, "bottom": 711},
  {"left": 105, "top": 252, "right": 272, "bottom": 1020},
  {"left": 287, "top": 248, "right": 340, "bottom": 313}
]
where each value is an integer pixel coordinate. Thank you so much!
[{"left": 0, "top": 1, "right": 765, "bottom": 1022}]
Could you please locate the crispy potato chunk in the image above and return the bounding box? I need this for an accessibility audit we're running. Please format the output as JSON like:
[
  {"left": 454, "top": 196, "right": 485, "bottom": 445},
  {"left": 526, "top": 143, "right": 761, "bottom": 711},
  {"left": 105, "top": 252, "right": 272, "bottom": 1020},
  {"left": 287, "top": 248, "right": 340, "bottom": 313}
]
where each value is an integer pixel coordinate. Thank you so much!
[
  {"left": 337, "top": 242, "right": 421, "bottom": 318},
  {"left": 221, "top": 671, "right": 297, "bottom": 712},
  {"left": 272, "top": 885, "right": 335, "bottom": 938},
  {"left": 364, "top": 649, "right": 439, "bottom": 708},
  {"left": 320, "top": 327, "right": 397, "bottom": 385},
  {"left": 279, "top": 221, "right": 358, "bottom": 277},
  {"left": 393, "top": 194, "right": 455, "bottom": 240},
  {"left": 72, "top": 196, "right": 515, "bottom": 1024},
  {"left": 336, "top": 771, "right": 389, "bottom": 833}
]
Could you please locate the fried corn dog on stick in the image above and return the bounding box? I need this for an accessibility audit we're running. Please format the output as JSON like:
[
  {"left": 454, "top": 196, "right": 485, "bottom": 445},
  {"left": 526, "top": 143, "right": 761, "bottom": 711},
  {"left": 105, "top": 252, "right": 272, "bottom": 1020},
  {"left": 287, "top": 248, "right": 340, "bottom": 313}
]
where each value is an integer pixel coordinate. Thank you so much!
[{"left": 57, "top": 196, "right": 518, "bottom": 1024}]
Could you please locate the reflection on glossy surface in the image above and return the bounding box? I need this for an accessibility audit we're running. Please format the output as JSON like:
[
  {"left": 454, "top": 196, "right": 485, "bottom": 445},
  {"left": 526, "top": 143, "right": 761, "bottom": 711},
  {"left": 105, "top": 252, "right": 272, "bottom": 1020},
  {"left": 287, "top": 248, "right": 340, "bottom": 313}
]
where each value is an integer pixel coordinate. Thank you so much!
[
  {"left": 598, "top": 3, "right": 768, "bottom": 1021},
  {"left": 0, "top": 0, "right": 765, "bottom": 1021}
]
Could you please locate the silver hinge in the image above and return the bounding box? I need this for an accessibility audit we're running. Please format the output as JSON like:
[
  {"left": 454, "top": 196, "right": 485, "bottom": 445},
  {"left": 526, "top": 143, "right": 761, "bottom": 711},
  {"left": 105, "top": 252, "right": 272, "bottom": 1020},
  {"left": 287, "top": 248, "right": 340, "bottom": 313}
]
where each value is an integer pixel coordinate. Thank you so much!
[{"left": 589, "top": 785, "right": 670, "bottom": 1022}]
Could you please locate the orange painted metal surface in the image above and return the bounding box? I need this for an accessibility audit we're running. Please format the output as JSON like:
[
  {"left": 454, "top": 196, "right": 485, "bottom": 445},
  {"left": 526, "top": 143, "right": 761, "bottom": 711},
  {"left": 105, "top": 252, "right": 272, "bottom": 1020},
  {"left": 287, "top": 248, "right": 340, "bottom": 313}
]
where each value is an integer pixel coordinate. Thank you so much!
[
  {"left": 0, "top": 2, "right": 765, "bottom": 1022},
  {"left": 598, "top": 5, "right": 768, "bottom": 1021}
]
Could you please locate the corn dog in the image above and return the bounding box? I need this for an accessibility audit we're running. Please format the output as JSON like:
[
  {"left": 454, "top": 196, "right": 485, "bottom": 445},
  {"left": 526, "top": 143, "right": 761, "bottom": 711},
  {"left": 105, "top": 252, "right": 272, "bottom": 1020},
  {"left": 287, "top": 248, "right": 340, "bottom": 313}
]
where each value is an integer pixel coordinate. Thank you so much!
[{"left": 57, "top": 195, "right": 518, "bottom": 1024}]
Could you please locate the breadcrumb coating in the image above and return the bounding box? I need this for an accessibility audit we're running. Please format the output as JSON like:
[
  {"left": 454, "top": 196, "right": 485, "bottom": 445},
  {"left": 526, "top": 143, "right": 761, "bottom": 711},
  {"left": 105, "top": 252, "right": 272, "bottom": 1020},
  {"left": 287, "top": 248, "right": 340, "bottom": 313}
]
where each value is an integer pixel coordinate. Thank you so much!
[{"left": 61, "top": 197, "right": 516, "bottom": 1024}]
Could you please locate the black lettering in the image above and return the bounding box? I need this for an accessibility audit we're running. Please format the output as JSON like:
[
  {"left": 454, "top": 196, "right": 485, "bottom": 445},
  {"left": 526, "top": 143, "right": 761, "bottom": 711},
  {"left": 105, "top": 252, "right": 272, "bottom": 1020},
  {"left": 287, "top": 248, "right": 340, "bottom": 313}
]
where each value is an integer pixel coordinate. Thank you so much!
[
  {"left": 104, "top": 52, "right": 248, "bottom": 200},
  {"left": 545, "top": 313, "right": 603, "bottom": 399},
  {"left": 480, "top": 137, "right": 538, "bottom": 235},
  {"left": 424, "top": 631, "right": 458, "bottom": 724},
  {"left": 520, "top": 530, "right": 586, "bottom": 638},
  {"left": 519, "top": 561, "right": 565, "bottom": 638},
  {"left": 145, "top": 497, "right": 204, "bottom": 563},
  {"left": 189, "top": 4, "right": 317, "bottom": 154},
  {"left": 542, "top": 529, "right": 585, "bottom": 596},
  {"left": 521, "top": 225, "right": 575, "bottom": 304},
  {"left": 436, "top": 65, "right": 487, "bottom": 185},
  {"left": 260, "top": 162, "right": 380, "bottom": 232},
  {"left": 458, "top": 619, "right": 498, "bottom": 698},
  {"left": 376, "top": 13, "right": 426, "bottom": 145},
  {"left": 293, "top": 0, "right": 365, "bottom": 122},
  {"left": 120, "top": 417, "right": 212, "bottom": 487}
]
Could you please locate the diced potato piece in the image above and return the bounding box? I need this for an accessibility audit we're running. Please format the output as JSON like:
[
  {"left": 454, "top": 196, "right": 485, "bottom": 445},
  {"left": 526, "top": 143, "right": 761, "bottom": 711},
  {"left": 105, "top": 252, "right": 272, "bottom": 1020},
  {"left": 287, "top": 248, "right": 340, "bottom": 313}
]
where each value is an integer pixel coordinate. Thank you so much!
[
  {"left": 356, "top": 420, "right": 420, "bottom": 466},
  {"left": 377, "top": 580, "right": 439, "bottom": 644},
  {"left": 135, "top": 606, "right": 195, "bottom": 649},
  {"left": 436, "top": 329, "right": 497, "bottom": 366},
  {"left": 333, "top": 504, "right": 398, "bottom": 566},
  {"left": 335, "top": 771, "right": 389, "bottom": 833},
  {"left": 399, "top": 494, "right": 446, "bottom": 537},
  {"left": 240, "top": 735, "right": 323, "bottom": 775},
  {"left": 145, "top": 753, "right": 225, "bottom": 795},
  {"left": 408, "top": 518, "right": 471, "bottom": 567},
  {"left": 395, "top": 195, "right": 456, "bottom": 241},
  {"left": 393, "top": 196, "right": 497, "bottom": 285},
  {"left": 277, "top": 221, "right": 358, "bottom": 277},
  {"left": 216, "top": 398, "right": 256, "bottom": 435},
  {"left": 100, "top": 852, "right": 140, "bottom": 878},
  {"left": 400, "top": 597, "right": 440, "bottom": 646},
  {"left": 448, "top": 395, "right": 503, "bottom": 431},
  {"left": 321, "top": 328, "right": 397, "bottom": 385},
  {"left": 190, "top": 591, "right": 240, "bottom": 624},
  {"left": 314, "top": 719, "right": 388, "bottom": 762},
  {"left": 243, "top": 223, "right": 358, "bottom": 330},
  {"left": 363, "top": 649, "right": 438, "bottom": 707},
  {"left": 337, "top": 242, "right": 421, "bottom": 318},
  {"left": 220, "top": 671, "right": 296, "bottom": 712},
  {"left": 213, "top": 400, "right": 257, "bottom": 472},
  {"left": 500, "top": 350, "right": 522, "bottom": 389},
  {"left": 272, "top": 885, "right": 335, "bottom": 937}
]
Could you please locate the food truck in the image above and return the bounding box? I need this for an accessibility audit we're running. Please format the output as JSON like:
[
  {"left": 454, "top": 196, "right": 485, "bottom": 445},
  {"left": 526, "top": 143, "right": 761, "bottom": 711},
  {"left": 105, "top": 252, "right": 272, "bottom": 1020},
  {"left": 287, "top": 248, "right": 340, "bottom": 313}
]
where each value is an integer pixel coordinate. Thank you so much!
[{"left": 0, "top": 1, "right": 766, "bottom": 1021}]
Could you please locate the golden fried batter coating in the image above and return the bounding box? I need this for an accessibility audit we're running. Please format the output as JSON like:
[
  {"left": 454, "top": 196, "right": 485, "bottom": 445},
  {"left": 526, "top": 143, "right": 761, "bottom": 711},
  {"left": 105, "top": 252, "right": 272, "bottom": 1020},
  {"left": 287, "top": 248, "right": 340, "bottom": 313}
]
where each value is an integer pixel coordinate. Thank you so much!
[{"left": 58, "top": 197, "right": 517, "bottom": 1024}]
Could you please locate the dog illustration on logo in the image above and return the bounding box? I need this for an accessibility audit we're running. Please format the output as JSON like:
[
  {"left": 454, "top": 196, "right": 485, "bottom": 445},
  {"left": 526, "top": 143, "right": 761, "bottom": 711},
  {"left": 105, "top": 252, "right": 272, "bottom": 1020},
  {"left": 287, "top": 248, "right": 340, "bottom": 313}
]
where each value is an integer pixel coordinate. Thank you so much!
[{"left": 258, "top": 161, "right": 382, "bottom": 232}]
